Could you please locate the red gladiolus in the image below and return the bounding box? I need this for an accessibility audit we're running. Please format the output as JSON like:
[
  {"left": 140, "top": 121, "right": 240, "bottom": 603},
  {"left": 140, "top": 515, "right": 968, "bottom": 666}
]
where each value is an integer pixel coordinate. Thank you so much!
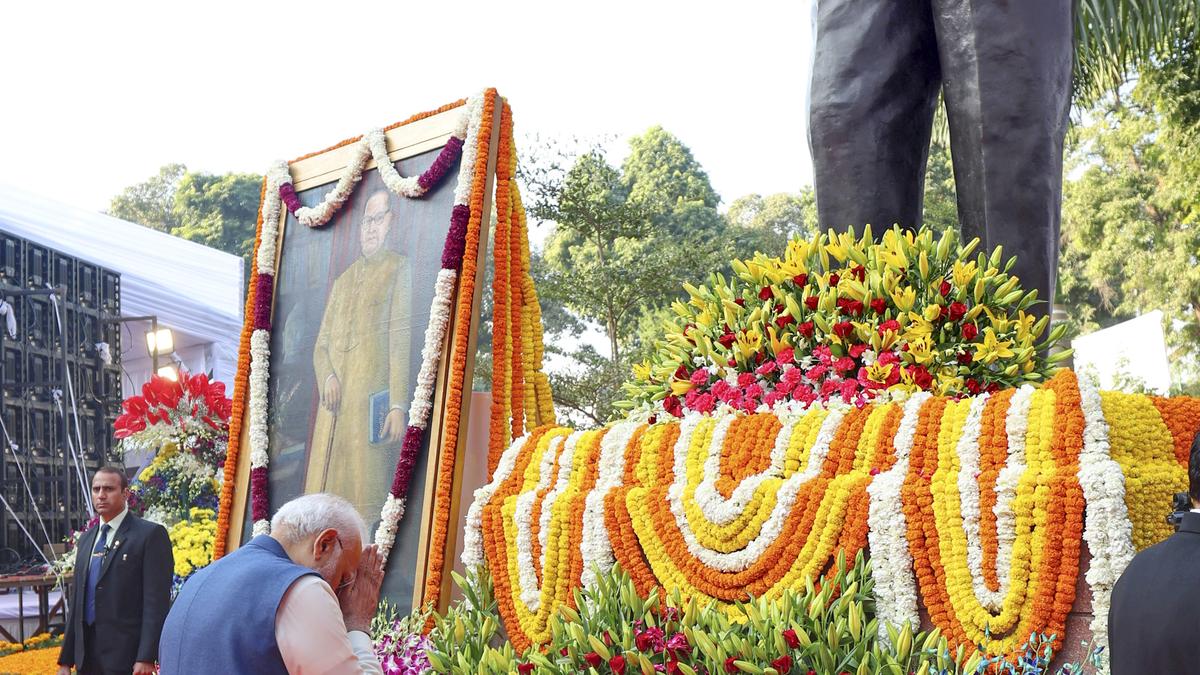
[
  {"left": 870, "top": 298, "right": 888, "bottom": 314},
  {"left": 798, "top": 321, "right": 815, "bottom": 337},
  {"left": 961, "top": 322, "right": 978, "bottom": 340},
  {"left": 609, "top": 655, "right": 627, "bottom": 674},
  {"left": 940, "top": 280, "right": 952, "bottom": 296},
  {"left": 776, "top": 347, "right": 795, "bottom": 363},
  {"left": 584, "top": 652, "right": 603, "bottom": 668},
  {"left": 783, "top": 628, "right": 800, "bottom": 648},
  {"left": 772, "top": 654, "right": 793, "bottom": 674},
  {"left": 759, "top": 287, "right": 774, "bottom": 301},
  {"left": 948, "top": 301, "right": 967, "bottom": 322},
  {"left": 833, "top": 322, "right": 854, "bottom": 339}
]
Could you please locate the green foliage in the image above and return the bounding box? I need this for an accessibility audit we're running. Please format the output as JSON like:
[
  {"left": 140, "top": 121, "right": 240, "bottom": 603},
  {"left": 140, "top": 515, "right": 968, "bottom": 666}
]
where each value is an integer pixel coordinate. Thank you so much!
[
  {"left": 109, "top": 165, "right": 262, "bottom": 282},
  {"left": 726, "top": 190, "right": 819, "bottom": 257},
  {"left": 427, "top": 554, "right": 1093, "bottom": 674},
  {"left": 921, "top": 138, "right": 959, "bottom": 236},
  {"left": 1058, "top": 44, "right": 1200, "bottom": 393}
]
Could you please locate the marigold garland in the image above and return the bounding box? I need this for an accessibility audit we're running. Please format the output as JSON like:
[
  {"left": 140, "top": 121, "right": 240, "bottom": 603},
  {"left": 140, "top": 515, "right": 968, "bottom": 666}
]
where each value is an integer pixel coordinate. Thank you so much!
[{"left": 465, "top": 369, "right": 1200, "bottom": 667}]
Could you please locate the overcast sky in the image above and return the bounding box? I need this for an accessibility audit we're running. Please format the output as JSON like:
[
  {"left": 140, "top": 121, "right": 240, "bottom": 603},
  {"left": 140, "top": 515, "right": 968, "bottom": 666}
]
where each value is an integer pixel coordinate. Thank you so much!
[{"left": 1, "top": 1, "right": 816, "bottom": 214}]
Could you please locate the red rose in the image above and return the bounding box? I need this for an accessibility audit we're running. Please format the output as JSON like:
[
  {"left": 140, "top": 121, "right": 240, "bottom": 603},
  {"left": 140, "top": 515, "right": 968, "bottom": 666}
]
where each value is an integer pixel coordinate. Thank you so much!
[
  {"left": 782, "top": 628, "right": 800, "bottom": 648},
  {"left": 908, "top": 365, "right": 933, "bottom": 389},
  {"left": 957, "top": 351, "right": 973, "bottom": 365},
  {"left": 584, "top": 652, "right": 603, "bottom": 668},
  {"left": 829, "top": 273, "right": 840, "bottom": 287},
  {"left": 517, "top": 664, "right": 535, "bottom": 674},
  {"left": 940, "top": 280, "right": 952, "bottom": 296},
  {"left": 793, "top": 273, "right": 808, "bottom": 287},
  {"left": 948, "top": 302, "right": 967, "bottom": 322},
  {"left": 804, "top": 295, "right": 820, "bottom": 310},
  {"left": 966, "top": 378, "right": 981, "bottom": 394},
  {"left": 939, "top": 304, "right": 950, "bottom": 319},
  {"left": 798, "top": 321, "right": 815, "bottom": 337},
  {"left": 870, "top": 298, "right": 888, "bottom": 315},
  {"left": 609, "top": 655, "right": 627, "bottom": 674},
  {"left": 663, "top": 396, "right": 684, "bottom": 418},
  {"left": 674, "top": 365, "right": 689, "bottom": 380},
  {"left": 772, "top": 655, "right": 793, "bottom": 674},
  {"left": 776, "top": 314, "right": 796, "bottom": 328},
  {"left": 961, "top": 322, "right": 978, "bottom": 340},
  {"left": 647, "top": 415, "right": 657, "bottom": 425},
  {"left": 833, "top": 322, "right": 854, "bottom": 339},
  {"left": 718, "top": 332, "right": 737, "bottom": 349},
  {"left": 759, "top": 287, "right": 774, "bottom": 301},
  {"left": 560, "top": 648, "right": 569, "bottom": 656}
]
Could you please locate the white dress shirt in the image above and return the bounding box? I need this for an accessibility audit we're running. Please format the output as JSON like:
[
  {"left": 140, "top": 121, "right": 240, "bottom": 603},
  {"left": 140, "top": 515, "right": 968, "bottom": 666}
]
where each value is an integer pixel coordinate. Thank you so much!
[
  {"left": 275, "top": 575, "right": 382, "bottom": 675},
  {"left": 99, "top": 506, "right": 129, "bottom": 539}
]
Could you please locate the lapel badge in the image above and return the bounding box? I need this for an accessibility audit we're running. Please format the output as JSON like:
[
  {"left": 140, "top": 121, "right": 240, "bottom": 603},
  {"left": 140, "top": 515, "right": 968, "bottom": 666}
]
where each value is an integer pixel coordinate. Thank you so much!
[{"left": 122, "top": 553, "right": 128, "bottom": 561}]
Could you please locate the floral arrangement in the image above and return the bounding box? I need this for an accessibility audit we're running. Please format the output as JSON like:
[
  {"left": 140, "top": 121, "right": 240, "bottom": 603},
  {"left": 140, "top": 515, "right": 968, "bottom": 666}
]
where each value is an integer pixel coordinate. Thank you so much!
[
  {"left": 214, "top": 91, "right": 555, "bottom": 615},
  {"left": 0, "top": 644, "right": 63, "bottom": 674},
  {"left": 621, "top": 227, "right": 1071, "bottom": 417},
  {"left": 129, "top": 444, "right": 220, "bottom": 525},
  {"left": 464, "top": 369, "right": 1198, "bottom": 670},
  {"left": 49, "top": 517, "right": 97, "bottom": 578},
  {"left": 371, "top": 601, "right": 434, "bottom": 675},
  {"left": 425, "top": 560, "right": 1097, "bottom": 674},
  {"left": 114, "top": 371, "right": 231, "bottom": 463}
]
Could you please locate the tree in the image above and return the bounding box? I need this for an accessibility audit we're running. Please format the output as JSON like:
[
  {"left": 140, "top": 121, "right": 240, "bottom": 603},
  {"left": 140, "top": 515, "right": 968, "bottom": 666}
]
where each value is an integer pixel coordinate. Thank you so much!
[
  {"left": 1058, "top": 57, "right": 1200, "bottom": 393},
  {"left": 725, "top": 190, "right": 818, "bottom": 256},
  {"left": 109, "top": 166, "right": 262, "bottom": 282},
  {"left": 108, "top": 163, "right": 186, "bottom": 233}
]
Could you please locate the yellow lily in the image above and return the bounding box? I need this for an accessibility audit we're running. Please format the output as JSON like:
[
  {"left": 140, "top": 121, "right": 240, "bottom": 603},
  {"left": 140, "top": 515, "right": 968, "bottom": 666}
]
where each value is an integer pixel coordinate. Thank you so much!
[
  {"left": 891, "top": 286, "right": 917, "bottom": 312},
  {"left": 952, "top": 260, "right": 978, "bottom": 288},
  {"left": 670, "top": 380, "right": 694, "bottom": 396},
  {"left": 974, "top": 327, "right": 1016, "bottom": 364}
]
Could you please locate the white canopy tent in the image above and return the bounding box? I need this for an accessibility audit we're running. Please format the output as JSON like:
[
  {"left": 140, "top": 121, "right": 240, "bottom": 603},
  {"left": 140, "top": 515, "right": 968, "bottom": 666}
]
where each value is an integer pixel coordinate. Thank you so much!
[{"left": 0, "top": 184, "right": 244, "bottom": 396}]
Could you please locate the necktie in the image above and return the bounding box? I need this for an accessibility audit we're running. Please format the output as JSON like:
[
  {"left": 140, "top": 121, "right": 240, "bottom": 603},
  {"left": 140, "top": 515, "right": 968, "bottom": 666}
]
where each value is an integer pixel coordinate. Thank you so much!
[{"left": 84, "top": 523, "right": 111, "bottom": 625}]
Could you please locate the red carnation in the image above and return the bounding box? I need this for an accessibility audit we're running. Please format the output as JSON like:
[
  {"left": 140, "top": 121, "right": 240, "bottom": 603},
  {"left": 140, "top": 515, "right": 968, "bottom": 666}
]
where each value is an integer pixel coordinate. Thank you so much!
[
  {"left": 609, "top": 655, "right": 627, "bottom": 674},
  {"left": 961, "top": 322, "right": 978, "bottom": 340},
  {"left": 725, "top": 657, "right": 740, "bottom": 673},
  {"left": 833, "top": 321, "right": 854, "bottom": 339},
  {"left": 804, "top": 295, "right": 820, "bottom": 310},
  {"left": 517, "top": 664, "right": 534, "bottom": 674},
  {"left": 958, "top": 351, "right": 973, "bottom": 364},
  {"left": 734, "top": 298, "right": 746, "bottom": 307},
  {"left": 849, "top": 343, "right": 869, "bottom": 358},
  {"left": 908, "top": 365, "right": 933, "bottom": 390},
  {"left": 772, "top": 655, "right": 794, "bottom": 674},
  {"left": 798, "top": 321, "right": 815, "bottom": 338},
  {"left": 718, "top": 332, "right": 737, "bottom": 349},
  {"left": 584, "top": 652, "right": 603, "bottom": 668},
  {"left": 793, "top": 273, "right": 808, "bottom": 287},
  {"left": 948, "top": 301, "right": 967, "bottom": 322},
  {"left": 852, "top": 264, "right": 867, "bottom": 281},
  {"left": 940, "top": 280, "right": 952, "bottom": 296},
  {"left": 829, "top": 273, "right": 840, "bottom": 287},
  {"left": 966, "top": 378, "right": 981, "bottom": 394},
  {"left": 834, "top": 357, "right": 856, "bottom": 372},
  {"left": 870, "top": 298, "right": 888, "bottom": 315},
  {"left": 776, "top": 314, "right": 796, "bottom": 328},
  {"left": 783, "top": 628, "right": 801, "bottom": 648},
  {"left": 878, "top": 319, "right": 901, "bottom": 335},
  {"left": 759, "top": 287, "right": 774, "bottom": 301}
]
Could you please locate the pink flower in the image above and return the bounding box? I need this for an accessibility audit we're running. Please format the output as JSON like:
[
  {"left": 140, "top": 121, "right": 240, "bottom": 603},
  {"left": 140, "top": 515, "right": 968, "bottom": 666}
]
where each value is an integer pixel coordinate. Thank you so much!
[
  {"left": 849, "top": 343, "right": 869, "bottom": 358},
  {"left": 737, "top": 372, "right": 757, "bottom": 388},
  {"left": 764, "top": 391, "right": 787, "bottom": 408},
  {"left": 776, "top": 347, "right": 795, "bottom": 364},
  {"left": 834, "top": 357, "right": 856, "bottom": 373},
  {"left": 792, "top": 386, "right": 817, "bottom": 405},
  {"left": 684, "top": 389, "right": 702, "bottom": 408},
  {"left": 711, "top": 380, "right": 733, "bottom": 401},
  {"left": 693, "top": 393, "right": 716, "bottom": 414},
  {"left": 782, "top": 368, "right": 803, "bottom": 386},
  {"left": 689, "top": 368, "right": 710, "bottom": 386},
  {"left": 745, "top": 384, "right": 764, "bottom": 401},
  {"left": 805, "top": 365, "right": 829, "bottom": 382},
  {"left": 840, "top": 380, "right": 860, "bottom": 403},
  {"left": 814, "top": 345, "right": 833, "bottom": 364},
  {"left": 756, "top": 360, "right": 778, "bottom": 376}
]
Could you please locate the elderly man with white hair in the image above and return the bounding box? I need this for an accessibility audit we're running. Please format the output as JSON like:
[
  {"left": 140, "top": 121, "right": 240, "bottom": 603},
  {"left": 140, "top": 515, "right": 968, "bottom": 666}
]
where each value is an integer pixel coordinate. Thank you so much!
[{"left": 158, "top": 494, "right": 385, "bottom": 674}]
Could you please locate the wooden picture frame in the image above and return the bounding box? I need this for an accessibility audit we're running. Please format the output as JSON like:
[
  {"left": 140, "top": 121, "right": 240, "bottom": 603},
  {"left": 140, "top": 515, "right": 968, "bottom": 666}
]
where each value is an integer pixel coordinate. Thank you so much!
[{"left": 220, "top": 96, "right": 502, "bottom": 612}]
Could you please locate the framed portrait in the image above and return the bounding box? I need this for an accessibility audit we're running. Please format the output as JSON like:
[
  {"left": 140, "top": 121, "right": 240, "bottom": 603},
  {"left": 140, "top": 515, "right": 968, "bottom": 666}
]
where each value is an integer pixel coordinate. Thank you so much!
[{"left": 219, "top": 94, "right": 502, "bottom": 614}]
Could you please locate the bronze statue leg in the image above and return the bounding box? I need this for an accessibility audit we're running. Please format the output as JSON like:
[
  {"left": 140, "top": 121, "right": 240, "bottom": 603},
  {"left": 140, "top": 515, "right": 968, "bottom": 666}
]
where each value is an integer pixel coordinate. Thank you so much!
[
  {"left": 808, "top": 0, "right": 942, "bottom": 233},
  {"left": 931, "top": 0, "right": 1074, "bottom": 321}
]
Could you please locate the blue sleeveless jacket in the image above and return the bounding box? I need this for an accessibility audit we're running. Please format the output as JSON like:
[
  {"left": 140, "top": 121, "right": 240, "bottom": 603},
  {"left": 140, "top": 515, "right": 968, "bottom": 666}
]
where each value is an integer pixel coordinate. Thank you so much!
[{"left": 158, "top": 535, "right": 317, "bottom": 675}]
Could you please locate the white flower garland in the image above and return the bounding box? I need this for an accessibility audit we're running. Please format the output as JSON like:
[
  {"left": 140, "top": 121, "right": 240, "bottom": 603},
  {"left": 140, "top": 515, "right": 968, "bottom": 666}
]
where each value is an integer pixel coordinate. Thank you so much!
[
  {"left": 953, "top": 394, "right": 1003, "bottom": 612},
  {"left": 461, "top": 434, "right": 532, "bottom": 569},
  {"left": 866, "top": 391, "right": 931, "bottom": 642},
  {"left": 515, "top": 434, "right": 566, "bottom": 611},
  {"left": 992, "top": 385, "right": 1034, "bottom": 604},
  {"left": 1077, "top": 375, "right": 1135, "bottom": 673},
  {"left": 691, "top": 411, "right": 797, "bottom": 526},
  {"left": 579, "top": 420, "right": 640, "bottom": 587}
]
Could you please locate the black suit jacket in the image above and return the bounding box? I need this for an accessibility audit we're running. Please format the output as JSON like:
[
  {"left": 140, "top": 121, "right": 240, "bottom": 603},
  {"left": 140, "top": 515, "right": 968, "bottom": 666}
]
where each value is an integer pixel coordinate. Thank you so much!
[
  {"left": 1109, "top": 511, "right": 1200, "bottom": 674},
  {"left": 58, "top": 513, "right": 174, "bottom": 671}
]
